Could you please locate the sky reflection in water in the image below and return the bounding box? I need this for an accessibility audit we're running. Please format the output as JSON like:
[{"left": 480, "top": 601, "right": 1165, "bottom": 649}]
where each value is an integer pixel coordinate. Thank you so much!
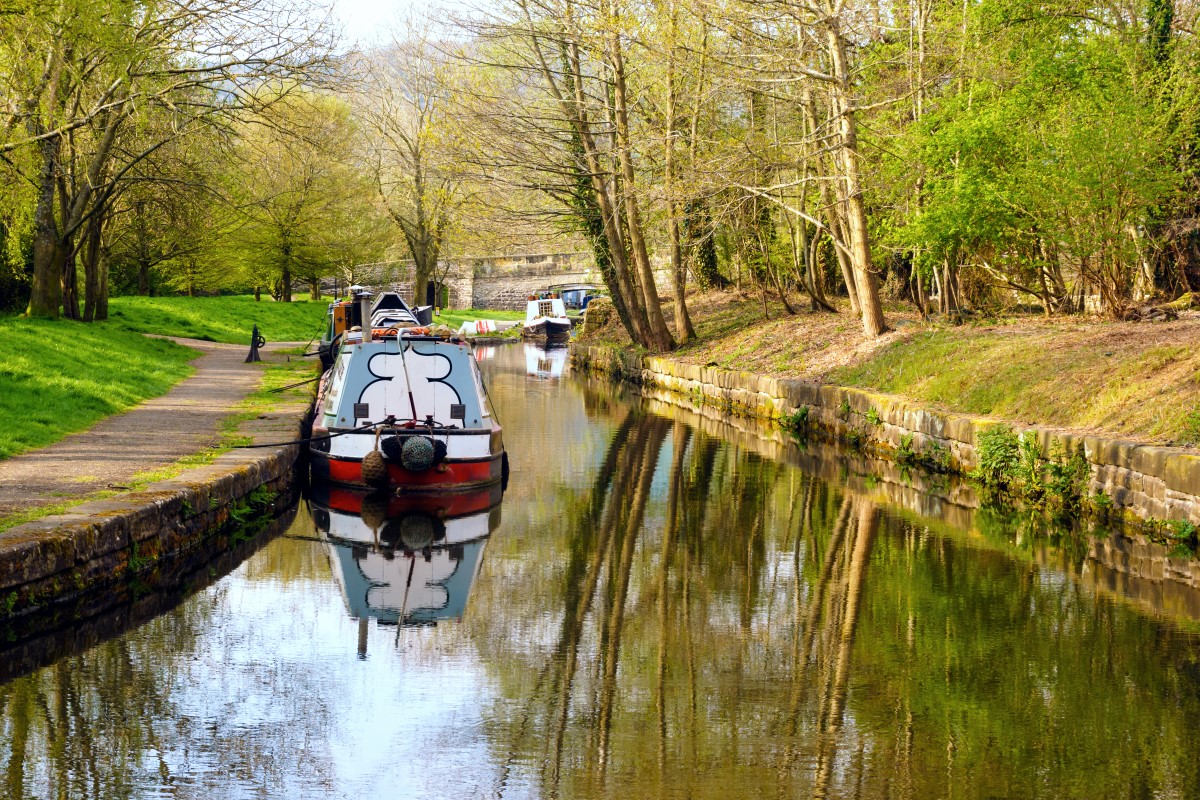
[{"left": 3, "top": 344, "right": 1200, "bottom": 799}]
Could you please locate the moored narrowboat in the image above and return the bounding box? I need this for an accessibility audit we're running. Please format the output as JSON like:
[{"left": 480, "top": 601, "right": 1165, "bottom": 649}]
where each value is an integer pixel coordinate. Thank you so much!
[{"left": 311, "top": 303, "right": 506, "bottom": 492}]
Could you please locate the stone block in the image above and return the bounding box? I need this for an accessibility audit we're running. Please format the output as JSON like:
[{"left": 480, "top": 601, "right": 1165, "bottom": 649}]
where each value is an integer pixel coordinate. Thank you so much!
[{"left": 0, "top": 526, "right": 76, "bottom": 591}]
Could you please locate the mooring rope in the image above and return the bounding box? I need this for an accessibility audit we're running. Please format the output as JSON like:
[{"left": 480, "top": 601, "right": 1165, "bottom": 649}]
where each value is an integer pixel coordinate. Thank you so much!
[{"left": 232, "top": 420, "right": 386, "bottom": 449}]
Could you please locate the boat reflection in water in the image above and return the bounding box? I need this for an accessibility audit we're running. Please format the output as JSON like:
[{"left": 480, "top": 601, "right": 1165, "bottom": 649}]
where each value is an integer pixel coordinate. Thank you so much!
[
  {"left": 524, "top": 342, "right": 568, "bottom": 380},
  {"left": 311, "top": 484, "right": 502, "bottom": 651}
]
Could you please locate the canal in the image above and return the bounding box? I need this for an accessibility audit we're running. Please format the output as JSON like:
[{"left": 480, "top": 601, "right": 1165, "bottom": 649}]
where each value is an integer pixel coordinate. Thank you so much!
[{"left": 3, "top": 343, "right": 1200, "bottom": 799}]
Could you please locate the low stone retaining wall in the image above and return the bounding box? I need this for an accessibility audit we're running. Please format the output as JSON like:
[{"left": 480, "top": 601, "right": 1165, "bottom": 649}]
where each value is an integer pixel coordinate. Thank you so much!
[
  {"left": 571, "top": 344, "right": 1200, "bottom": 527},
  {"left": 0, "top": 402, "right": 310, "bottom": 620}
]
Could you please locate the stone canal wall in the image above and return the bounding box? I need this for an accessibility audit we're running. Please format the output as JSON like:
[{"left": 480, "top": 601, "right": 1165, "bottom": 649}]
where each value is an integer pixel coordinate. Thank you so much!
[
  {"left": 0, "top": 404, "right": 310, "bottom": 620},
  {"left": 570, "top": 344, "right": 1200, "bottom": 527}
]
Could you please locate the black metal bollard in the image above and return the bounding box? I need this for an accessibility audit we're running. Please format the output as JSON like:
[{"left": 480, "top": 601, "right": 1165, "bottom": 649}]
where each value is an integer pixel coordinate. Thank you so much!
[{"left": 245, "top": 324, "right": 266, "bottom": 363}]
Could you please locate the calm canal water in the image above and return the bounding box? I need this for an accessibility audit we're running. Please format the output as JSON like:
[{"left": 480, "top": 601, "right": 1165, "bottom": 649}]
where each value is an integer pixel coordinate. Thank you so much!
[{"left": 4, "top": 344, "right": 1200, "bottom": 799}]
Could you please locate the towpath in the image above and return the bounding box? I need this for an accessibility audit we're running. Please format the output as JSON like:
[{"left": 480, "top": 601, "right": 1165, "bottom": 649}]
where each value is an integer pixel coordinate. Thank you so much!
[{"left": 0, "top": 338, "right": 303, "bottom": 521}]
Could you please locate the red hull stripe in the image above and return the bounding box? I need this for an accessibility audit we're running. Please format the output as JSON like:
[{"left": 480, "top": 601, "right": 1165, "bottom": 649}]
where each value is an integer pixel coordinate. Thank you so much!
[
  {"left": 316, "top": 483, "right": 503, "bottom": 517},
  {"left": 312, "top": 453, "right": 502, "bottom": 491}
]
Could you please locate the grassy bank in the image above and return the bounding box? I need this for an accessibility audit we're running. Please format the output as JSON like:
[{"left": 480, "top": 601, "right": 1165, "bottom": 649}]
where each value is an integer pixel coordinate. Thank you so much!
[
  {"left": 580, "top": 291, "right": 1200, "bottom": 447},
  {"left": 434, "top": 308, "right": 526, "bottom": 330},
  {"left": 0, "top": 352, "right": 316, "bottom": 532},
  {"left": 0, "top": 317, "right": 197, "bottom": 460},
  {"left": 109, "top": 295, "right": 329, "bottom": 344}
]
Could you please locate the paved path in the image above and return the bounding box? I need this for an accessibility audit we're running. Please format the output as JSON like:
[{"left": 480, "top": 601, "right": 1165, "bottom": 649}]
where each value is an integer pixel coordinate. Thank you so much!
[{"left": 0, "top": 338, "right": 304, "bottom": 520}]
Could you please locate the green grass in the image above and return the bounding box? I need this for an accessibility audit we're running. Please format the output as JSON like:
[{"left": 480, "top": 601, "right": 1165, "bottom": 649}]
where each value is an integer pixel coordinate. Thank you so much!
[
  {"left": 433, "top": 308, "right": 526, "bottom": 331},
  {"left": 0, "top": 355, "right": 318, "bottom": 532},
  {"left": 829, "top": 329, "right": 1200, "bottom": 444},
  {"left": 0, "top": 316, "right": 197, "bottom": 460},
  {"left": 108, "top": 295, "right": 329, "bottom": 345}
]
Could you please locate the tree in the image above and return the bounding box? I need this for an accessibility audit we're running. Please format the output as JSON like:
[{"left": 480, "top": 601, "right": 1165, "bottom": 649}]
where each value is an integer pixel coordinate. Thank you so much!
[
  {"left": 358, "top": 29, "right": 469, "bottom": 309},
  {"left": 0, "top": 0, "right": 337, "bottom": 317},
  {"left": 223, "top": 92, "right": 384, "bottom": 302}
]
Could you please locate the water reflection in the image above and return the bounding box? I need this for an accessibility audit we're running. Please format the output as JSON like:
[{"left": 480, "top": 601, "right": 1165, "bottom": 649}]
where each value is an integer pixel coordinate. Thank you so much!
[
  {"left": 312, "top": 484, "right": 501, "bottom": 640},
  {"left": 524, "top": 343, "right": 568, "bottom": 381},
  {"left": 473, "top": 386, "right": 1200, "bottom": 800},
  {"left": 3, "top": 345, "right": 1200, "bottom": 799}
]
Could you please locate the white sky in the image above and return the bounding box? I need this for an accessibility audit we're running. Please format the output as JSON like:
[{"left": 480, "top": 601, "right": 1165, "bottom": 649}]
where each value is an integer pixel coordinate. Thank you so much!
[{"left": 330, "top": 0, "right": 473, "bottom": 48}]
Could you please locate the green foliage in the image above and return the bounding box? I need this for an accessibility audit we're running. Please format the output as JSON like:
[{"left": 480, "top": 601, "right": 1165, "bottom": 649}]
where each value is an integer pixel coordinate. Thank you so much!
[
  {"left": 1169, "top": 519, "right": 1197, "bottom": 541},
  {"left": 3, "top": 592, "right": 15, "bottom": 615},
  {"left": 127, "top": 542, "right": 152, "bottom": 573},
  {"left": 921, "top": 440, "right": 953, "bottom": 473},
  {"left": 1045, "top": 443, "right": 1091, "bottom": 511},
  {"left": 897, "top": 433, "right": 917, "bottom": 465},
  {"left": 1016, "top": 434, "right": 1045, "bottom": 501},
  {"left": 865, "top": 407, "right": 883, "bottom": 426},
  {"left": 1180, "top": 410, "right": 1200, "bottom": 447},
  {"left": 781, "top": 406, "right": 809, "bottom": 435},
  {"left": 972, "top": 425, "right": 1021, "bottom": 490},
  {"left": 973, "top": 424, "right": 1094, "bottom": 510},
  {"left": 838, "top": 399, "right": 852, "bottom": 419},
  {"left": 0, "top": 316, "right": 195, "bottom": 460}
]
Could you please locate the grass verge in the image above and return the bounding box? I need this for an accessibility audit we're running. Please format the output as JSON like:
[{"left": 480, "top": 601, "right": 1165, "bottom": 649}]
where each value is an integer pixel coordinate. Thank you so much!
[
  {"left": 108, "top": 295, "right": 329, "bottom": 345},
  {"left": 579, "top": 289, "right": 1200, "bottom": 446},
  {"left": 0, "top": 355, "right": 317, "bottom": 533},
  {"left": 0, "top": 316, "right": 197, "bottom": 460},
  {"left": 433, "top": 307, "right": 526, "bottom": 331}
]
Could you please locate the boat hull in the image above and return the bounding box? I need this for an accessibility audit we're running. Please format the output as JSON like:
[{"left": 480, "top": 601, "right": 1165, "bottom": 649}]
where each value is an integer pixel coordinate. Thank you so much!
[
  {"left": 522, "top": 320, "right": 572, "bottom": 343},
  {"left": 311, "top": 450, "right": 504, "bottom": 493}
]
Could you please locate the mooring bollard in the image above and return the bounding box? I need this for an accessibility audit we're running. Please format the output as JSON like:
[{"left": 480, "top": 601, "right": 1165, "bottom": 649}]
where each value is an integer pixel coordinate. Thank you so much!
[{"left": 245, "top": 324, "right": 266, "bottom": 363}]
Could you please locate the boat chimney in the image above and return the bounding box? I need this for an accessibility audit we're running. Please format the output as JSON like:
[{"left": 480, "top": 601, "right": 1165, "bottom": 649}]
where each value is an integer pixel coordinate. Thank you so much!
[{"left": 358, "top": 291, "right": 373, "bottom": 343}]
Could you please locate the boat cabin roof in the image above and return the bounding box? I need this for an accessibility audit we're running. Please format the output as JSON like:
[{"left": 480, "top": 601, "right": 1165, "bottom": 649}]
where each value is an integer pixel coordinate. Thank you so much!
[{"left": 371, "top": 291, "right": 414, "bottom": 315}]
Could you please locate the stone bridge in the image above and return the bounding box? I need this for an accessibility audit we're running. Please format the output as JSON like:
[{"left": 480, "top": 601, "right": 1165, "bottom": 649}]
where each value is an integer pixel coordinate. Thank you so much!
[{"left": 342, "top": 252, "right": 671, "bottom": 310}]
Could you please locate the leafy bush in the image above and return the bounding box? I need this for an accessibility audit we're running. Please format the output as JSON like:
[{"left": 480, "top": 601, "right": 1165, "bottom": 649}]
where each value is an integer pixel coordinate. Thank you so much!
[
  {"left": 866, "top": 407, "right": 883, "bottom": 426},
  {"left": 1017, "top": 433, "right": 1045, "bottom": 501},
  {"left": 1046, "top": 442, "right": 1091, "bottom": 510},
  {"left": 922, "top": 440, "right": 953, "bottom": 473},
  {"left": 897, "top": 432, "right": 917, "bottom": 464},
  {"left": 781, "top": 406, "right": 809, "bottom": 435},
  {"left": 972, "top": 424, "right": 1021, "bottom": 489}
]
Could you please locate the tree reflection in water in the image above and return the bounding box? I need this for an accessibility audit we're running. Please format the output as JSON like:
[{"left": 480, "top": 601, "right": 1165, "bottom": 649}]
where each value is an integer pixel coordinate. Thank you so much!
[
  {"left": 0, "top": 530, "right": 339, "bottom": 800},
  {"left": 476, "top": 401, "right": 1200, "bottom": 800},
  {"left": 4, "top": 362, "right": 1200, "bottom": 799}
]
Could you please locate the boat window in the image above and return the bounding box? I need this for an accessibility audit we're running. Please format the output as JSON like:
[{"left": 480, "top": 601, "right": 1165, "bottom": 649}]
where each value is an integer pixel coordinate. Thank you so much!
[
  {"left": 470, "top": 359, "right": 491, "bottom": 417},
  {"left": 538, "top": 300, "right": 554, "bottom": 318}
]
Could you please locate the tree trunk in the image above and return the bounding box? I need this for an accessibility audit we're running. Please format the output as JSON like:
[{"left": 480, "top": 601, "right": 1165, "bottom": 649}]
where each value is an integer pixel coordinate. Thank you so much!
[
  {"left": 96, "top": 241, "right": 109, "bottom": 321},
  {"left": 60, "top": 242, "right": 80, "bottom": 320},
  {"left": 826, "top": 24, "right": 887, "bottom": 337},
  {"left": 608, "top": 21, "right": 674, "bottom": 352},
  {"left": 27, "top": 138, "right": 63, "bottom": 318},
  {"left": 667, "top": 7, "right": 696, "bottom": 345},
  {"left": 801, "top": 88, "right": 858, "bottom": 314},
  {"left": 82, "top": 212, "right": 104, "bottom": 322}
]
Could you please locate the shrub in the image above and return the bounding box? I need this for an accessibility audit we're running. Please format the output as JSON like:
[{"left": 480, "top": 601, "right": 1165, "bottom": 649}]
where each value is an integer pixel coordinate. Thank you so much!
[
  {"left": 1017, "top": 433, "right": 1045, "bottom": 501},
  {"left": 897, "top": 432, "right": 917, "bottom": 464},
  {"left": 921, "top": 440, "right": 953, "bottom": 473},
  {"left": 972, "top": 425, "right": 1021, "bottom": 489},
  {"left": 866, "top": 407, "right": 883, "bottom": 426},
  {"left": 1046, "top": 442, "right": 1091, "bottom": 510},
  {"left": 781, "top": 406, "right": 809, "bottom": 435}
]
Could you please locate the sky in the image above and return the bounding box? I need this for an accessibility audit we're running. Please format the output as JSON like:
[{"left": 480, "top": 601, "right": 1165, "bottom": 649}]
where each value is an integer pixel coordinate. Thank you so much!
[{"left": 330, "top": 0, "right": 473, "bottom": 48}]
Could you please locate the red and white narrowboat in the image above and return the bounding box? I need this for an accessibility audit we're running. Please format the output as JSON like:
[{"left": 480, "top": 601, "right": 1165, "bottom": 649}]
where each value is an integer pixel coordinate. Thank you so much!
[{"left": 310, "top": 293, "right": 506, "bottom": 493}]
